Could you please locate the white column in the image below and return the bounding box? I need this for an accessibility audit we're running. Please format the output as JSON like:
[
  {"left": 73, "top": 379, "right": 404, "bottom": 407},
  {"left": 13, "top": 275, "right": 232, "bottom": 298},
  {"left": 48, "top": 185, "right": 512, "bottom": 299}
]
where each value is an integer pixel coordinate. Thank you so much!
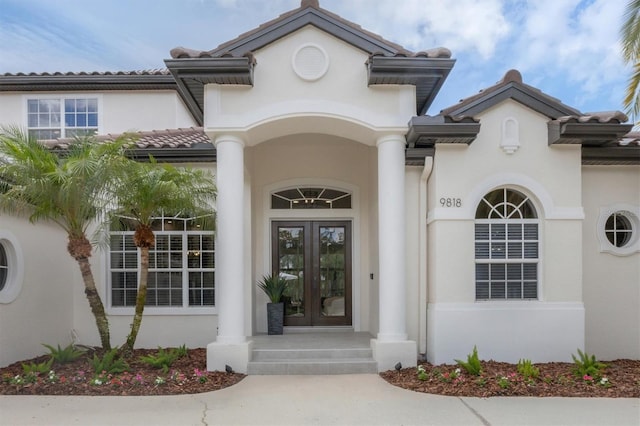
[
  {"left": 214, "top": 135, "right": 246, "bottom": 344},
  {"left": 377, "top": 134, "right": 407, "bottom": 341},
  {"left": 371, "top": 134, "right": 416, "bottom": 372},
  {"left": 207, "top": 134, "right": 252, "bottom": 374}
]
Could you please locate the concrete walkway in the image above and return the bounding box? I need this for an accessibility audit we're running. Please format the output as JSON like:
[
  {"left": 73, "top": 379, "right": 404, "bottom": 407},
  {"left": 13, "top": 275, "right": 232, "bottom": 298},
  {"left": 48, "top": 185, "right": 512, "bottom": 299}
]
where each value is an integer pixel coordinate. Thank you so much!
[{"left": 1, "top": 375, "right": 638, "bottom": 426}]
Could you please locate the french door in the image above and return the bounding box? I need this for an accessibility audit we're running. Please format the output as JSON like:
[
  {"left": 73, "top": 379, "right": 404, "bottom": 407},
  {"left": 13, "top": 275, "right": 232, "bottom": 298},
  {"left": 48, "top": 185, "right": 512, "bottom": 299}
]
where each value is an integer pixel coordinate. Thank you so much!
[{"left": 272, "top": 221, "right": 352, "bottom": 326}]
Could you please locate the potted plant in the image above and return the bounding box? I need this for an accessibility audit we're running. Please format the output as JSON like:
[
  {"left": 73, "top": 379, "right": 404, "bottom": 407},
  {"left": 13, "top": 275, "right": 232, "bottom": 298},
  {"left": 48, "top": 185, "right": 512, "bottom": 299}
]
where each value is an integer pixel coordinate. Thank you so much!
[{"left": 257, "top": 274, "right": 289, "bottom": 335}]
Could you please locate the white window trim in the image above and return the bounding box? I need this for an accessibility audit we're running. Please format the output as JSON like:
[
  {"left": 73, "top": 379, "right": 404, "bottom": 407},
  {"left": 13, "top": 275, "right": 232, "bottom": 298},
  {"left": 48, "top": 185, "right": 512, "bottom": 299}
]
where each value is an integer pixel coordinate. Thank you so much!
[
  {"left": 0, "top": 230, "right": 24, "bottom": 304},
  {"left": 474, "top": 188, "right": 540, "bottom": 301},
  {"left": 107, "top": 225, "right": 216, "bottom": 316},
  {"left": 23, "top": 94, "right": 103, "bottom": 138},
  {"left": 597, "top": 204, "right": 640, "bottom": 256}
]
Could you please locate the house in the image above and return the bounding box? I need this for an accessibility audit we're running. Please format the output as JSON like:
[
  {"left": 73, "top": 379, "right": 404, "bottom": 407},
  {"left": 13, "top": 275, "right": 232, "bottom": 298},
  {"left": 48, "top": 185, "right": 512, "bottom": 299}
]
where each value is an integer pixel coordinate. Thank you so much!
[{"left": 0, "top": 0, "right": 638, "bottom": 373}]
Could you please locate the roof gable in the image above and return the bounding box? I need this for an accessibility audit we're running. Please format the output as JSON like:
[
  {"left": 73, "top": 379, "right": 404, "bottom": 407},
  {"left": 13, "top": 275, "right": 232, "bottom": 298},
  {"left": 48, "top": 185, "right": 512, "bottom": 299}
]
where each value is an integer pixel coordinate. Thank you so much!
[
  {"left": 166, "top": 1, "right": 454, "bottom": 123},
  {"left": 441, "top": 69, "right": 580, "bottom": 119}
]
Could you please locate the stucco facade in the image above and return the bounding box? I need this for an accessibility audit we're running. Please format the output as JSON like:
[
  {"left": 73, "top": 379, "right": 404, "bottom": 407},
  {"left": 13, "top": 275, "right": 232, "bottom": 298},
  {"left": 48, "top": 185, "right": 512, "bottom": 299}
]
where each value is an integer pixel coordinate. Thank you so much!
[{"left": 1, "top": 1, "right": 638, "bottom": 371}]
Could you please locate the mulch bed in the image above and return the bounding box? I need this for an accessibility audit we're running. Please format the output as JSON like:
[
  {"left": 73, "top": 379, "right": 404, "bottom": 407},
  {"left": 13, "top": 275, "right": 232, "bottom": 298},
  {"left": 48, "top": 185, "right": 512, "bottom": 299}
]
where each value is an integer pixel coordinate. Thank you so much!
[
  {"left": 2, "top": 348, "right": 638, "bottom": 397},
  {"left": 0, "top": 348, "right": 244, "bottom": 396},
  {"left": 380, "top": 359, "right": 640, "bottom": 398}
]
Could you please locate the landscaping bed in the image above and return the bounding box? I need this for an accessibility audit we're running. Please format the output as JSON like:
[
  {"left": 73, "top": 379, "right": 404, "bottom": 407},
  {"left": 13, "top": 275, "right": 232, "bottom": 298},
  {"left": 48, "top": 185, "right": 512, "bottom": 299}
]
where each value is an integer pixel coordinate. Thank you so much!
[
  {"left": 0, "top": 348, "right": 244, "bottom": 396},
  {"left": 2, "top": 346, "right": 638, "bottom": 397},
  {"left": 381, "top": 359, "right": 640, "bottom": 398}
]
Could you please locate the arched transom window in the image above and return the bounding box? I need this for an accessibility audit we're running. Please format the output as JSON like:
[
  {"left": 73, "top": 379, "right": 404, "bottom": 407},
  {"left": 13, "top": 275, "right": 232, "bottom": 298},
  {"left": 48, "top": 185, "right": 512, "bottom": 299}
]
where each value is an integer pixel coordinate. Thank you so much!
[
  {"left": 271, "top": 187, "right": 351, "bottom": 209},
  {"left": 475, "top": 188, "right": 539, "bottom": 300}
]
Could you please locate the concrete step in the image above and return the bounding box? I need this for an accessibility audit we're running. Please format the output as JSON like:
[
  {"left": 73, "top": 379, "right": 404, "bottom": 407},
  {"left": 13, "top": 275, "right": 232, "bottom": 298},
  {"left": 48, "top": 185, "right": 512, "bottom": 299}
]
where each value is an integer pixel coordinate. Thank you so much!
[
  {"left": 247, "top": 358, "right": 378, "bottom": 375},
  {"left": 252, "top": 347, "right": 373, "bottom": 361}
]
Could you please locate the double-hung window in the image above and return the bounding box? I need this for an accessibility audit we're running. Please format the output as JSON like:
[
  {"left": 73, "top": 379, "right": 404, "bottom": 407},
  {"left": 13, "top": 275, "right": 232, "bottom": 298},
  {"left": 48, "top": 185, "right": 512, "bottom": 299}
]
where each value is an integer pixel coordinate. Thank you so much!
[
  {"left": 475, "top": 188, "right": 539, "bottom": 300},
  {"left": 109, "top": 214, "right": 215, "bottom": 311},
  {"left": 27, "top": 97, "right": 98, "bottom": 140}
]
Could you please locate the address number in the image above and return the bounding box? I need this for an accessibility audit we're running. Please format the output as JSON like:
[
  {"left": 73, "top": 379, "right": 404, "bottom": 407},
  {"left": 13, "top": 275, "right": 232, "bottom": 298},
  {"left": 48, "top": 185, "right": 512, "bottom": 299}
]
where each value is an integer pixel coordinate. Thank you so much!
[{"left": 440, "top": 197, "right": 462, "bottom": 207}]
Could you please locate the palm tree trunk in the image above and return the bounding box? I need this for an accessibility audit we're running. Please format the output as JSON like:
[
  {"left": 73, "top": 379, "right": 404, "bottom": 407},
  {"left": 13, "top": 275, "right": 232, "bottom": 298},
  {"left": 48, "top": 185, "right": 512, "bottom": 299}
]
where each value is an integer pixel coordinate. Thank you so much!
[
  {"left": 76, "top": 257, "right": 111, "bottom": 350},
  {"left": 124, "top": 246, "right": 149, "bottom": 353}
]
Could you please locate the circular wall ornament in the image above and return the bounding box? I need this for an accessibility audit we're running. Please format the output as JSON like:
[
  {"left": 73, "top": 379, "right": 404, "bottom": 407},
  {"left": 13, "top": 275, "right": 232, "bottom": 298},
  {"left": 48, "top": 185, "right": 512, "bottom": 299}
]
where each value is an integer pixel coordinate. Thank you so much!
[{"left": 292, "top": 43, "right": 329, "bottom": 81}]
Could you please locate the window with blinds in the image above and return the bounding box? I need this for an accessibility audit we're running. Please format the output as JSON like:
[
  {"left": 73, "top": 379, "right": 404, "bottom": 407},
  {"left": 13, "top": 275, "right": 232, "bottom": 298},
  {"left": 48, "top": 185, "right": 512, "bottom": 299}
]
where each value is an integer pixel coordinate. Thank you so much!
[{"left": 475, "top": 188, "right": 539, "bottom": 300}]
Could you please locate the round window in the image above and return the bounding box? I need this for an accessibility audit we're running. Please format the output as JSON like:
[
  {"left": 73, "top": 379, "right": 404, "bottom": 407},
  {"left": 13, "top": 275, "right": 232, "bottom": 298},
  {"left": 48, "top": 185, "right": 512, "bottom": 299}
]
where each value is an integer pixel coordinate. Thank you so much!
[
  {"left": 605, "top": 212, "right": 633, "bottom": 247},
  {"left": 0, "top": 243, "right": 7, "bottom": 291}
]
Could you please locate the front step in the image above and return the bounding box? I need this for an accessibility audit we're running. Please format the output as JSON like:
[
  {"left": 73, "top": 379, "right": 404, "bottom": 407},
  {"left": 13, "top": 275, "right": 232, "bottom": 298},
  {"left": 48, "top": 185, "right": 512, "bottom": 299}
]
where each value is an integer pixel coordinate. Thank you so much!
[
  {"left": 247, "top": 333, "right": 378, "bottom": 375},
  {"left": 247, "top": 358, "right": 378, "bottom": 375}
]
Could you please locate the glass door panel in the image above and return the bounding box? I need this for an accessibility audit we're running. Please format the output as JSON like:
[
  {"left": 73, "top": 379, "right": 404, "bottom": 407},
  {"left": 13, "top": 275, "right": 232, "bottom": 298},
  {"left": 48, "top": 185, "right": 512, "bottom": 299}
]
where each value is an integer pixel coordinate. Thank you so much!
[
  {"left": 318, "top": 226, "right": 346, "bottom": 317},
  {"left": 277, "top": 226, "right": 306, "bottom": 320}
]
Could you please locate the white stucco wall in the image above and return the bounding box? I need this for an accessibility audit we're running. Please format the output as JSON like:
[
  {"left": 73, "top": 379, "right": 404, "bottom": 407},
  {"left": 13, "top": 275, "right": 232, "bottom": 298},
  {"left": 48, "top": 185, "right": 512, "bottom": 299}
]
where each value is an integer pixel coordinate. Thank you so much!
[
  {"left": 204, "top": 25, "right": 414, "bottom": 145},
  {"left": 0, "top": 215, "right": 75, "bottom": 367},
  {"left": 0, "top": 91, "right": 196, "bottom": 135},
  {"left": 582, "top": 165, "right": 640, "bottom": 360},
  {"left": 426, "top": 100, "right": 585, "bottom": 364}
]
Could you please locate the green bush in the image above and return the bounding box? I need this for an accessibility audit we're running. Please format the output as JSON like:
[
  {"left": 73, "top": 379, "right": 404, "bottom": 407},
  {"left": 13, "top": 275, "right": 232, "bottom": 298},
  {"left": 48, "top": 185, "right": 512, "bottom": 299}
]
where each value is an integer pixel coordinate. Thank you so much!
[
  {"left": 43, "top": 343, "right": 86, "bottom": 364},
  {"left": 139, "top": 347, "right": 181, "bottom": 373},
  {"left": 455, "top": 346, "right": 483, "bottom": 376},
  {"left": 90, "top": 348, "right": 129, "bottom": 375},
  {"left": 571, "top": 349, "right": 606, "bottom": 379},
  {"left": 517, "top": 359, "right": 540, "bottom": 380},
  {"left": 21, "top": 358, "right": 53, "bottom": 375}
]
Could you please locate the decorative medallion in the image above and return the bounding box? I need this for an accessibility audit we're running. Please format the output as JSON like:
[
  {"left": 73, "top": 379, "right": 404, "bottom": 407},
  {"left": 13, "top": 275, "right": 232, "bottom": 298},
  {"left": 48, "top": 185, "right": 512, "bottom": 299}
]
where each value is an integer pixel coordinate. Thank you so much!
[{"left": 292, "top": 43, "right": 329, "bottom": 81}]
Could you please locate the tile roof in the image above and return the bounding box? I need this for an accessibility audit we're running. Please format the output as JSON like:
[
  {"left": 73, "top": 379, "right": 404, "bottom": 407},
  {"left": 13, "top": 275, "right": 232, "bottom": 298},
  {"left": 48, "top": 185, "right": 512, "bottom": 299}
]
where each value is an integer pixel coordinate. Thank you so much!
[
  {"left": 42, "top": 127, "right": 211, "bottom": 150},
  {"left": 1, "top": 69, "right": 171, "bottom": 77}
]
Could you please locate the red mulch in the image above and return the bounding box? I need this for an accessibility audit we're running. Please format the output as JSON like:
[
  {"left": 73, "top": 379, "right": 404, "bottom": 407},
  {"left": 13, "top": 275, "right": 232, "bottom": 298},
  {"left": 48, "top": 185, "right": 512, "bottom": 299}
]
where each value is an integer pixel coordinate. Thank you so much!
[
  {"left": 0, "top": 348, "right": 244, "bottom": 396},
  {"left": 380, "top": 359, "right": 640, "bottom": 398},
  {"left": 2, "top": 348, "right": 638, "bottom": 397}
]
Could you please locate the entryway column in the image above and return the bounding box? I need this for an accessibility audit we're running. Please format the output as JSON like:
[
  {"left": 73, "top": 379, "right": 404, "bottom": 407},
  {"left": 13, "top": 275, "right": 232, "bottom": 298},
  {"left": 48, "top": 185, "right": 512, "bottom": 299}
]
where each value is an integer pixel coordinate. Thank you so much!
[
  {"left": 371, "top": 134, "right": 417, "bottom": 371},
  {"left": 207, "top": 134, "right": 252, "bottom": 373}
]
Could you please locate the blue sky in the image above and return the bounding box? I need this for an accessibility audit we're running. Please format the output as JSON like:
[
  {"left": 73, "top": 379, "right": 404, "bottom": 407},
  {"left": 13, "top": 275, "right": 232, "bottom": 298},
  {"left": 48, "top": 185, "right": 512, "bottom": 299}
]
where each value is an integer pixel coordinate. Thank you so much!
[{"left": 0, "top": 0, "right": 632, "bottom": 117}]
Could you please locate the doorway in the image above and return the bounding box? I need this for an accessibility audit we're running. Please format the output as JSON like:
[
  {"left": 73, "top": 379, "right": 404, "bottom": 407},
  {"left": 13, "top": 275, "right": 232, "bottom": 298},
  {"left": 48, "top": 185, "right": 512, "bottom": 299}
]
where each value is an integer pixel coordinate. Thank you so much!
[{"left": 271, "top": 221, "right": 352, "bottom": 326}]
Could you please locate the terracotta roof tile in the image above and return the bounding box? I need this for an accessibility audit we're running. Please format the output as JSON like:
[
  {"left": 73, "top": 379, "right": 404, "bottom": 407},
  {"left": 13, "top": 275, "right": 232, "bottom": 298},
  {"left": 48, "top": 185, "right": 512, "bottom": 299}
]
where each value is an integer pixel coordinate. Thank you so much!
[
  {"left": 1, "top": 69, "right": 170, "bottom": 77},
  {"left": 42, "top": 127, "right": 211, "bottom": 150}
]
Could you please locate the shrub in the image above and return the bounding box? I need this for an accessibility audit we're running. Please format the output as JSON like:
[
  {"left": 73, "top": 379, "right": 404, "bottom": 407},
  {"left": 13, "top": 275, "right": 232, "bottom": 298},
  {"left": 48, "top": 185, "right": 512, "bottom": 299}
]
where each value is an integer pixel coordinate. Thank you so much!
[
  {"left": 175, "top": 344, "right": 188, "bottom": 358},
  {"left": 90, "top": 348, "right": 129, "bottom": 375},
  {"left": 571, "top": 349, "right": 606, "bottom": 380},
  {"left": 139, "top": 347, "right": 181, "bottom": 374},
  {"left": 21, "top": 359, "right": 53, "bottom": 375},
  {"left": 517, "top": 359, "right": 540, "bottom": 380},
  {"left": 42, "top": 343, "right": 86, "bottom": 364},
  {"left": 455, "top": 346, "right": 483, "bottom": 376}
]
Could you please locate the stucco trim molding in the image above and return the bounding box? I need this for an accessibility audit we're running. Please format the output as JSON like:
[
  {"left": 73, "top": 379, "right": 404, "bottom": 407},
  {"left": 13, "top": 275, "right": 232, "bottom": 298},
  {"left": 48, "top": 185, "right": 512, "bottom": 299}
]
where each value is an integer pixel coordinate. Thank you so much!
[
  {"left": 596, "top": 203, "right": 640, "bottom": 256},
  {"left": 0, "top": 230, "right": 24, "bottom": 304}
]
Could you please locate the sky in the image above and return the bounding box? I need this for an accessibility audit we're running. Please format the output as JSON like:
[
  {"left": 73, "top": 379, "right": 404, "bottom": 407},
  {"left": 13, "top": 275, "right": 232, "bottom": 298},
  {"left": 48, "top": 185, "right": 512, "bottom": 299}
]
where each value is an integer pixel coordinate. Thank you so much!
[{"left": 0, "top": 0, "right": 633, "bottom": 117}]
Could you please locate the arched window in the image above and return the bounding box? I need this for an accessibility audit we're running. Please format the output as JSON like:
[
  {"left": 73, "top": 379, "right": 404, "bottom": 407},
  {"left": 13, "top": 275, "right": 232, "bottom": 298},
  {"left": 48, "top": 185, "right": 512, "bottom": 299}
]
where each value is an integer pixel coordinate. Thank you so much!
[
  {"left": 475, "top": 188, "right": 539, "bottom": 300},
  {"left": 0, "top": 243, "right": 7, "bottom": 292},
  {"left": 271, "top": 187, "right": 351, "bottom": 209}
]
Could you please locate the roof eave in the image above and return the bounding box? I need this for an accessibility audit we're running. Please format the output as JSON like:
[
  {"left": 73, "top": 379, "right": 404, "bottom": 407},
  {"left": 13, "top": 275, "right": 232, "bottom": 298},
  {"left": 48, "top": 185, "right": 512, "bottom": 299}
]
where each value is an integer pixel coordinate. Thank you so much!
[
  {"left": 0, "top": 74, "right": 177, "bottom": 92},
  {"left": 165, "top": 57, "right": 255, "bottom": 127},
  {"left": 582, "top": 146, "right": 640, "bottom": 165},
  {"left": 368, "top": 56, "right": 455, "bottom": 115},
  {"left": 548, "top": 122, "right": 634, "bottom": 146}
]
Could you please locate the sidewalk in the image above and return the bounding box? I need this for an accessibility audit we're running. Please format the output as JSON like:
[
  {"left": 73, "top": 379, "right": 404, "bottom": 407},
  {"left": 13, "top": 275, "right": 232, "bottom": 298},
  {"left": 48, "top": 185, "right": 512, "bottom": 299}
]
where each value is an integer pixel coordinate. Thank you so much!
[{"left": 1, "top": 375, "right": 638, "bottom": 426}]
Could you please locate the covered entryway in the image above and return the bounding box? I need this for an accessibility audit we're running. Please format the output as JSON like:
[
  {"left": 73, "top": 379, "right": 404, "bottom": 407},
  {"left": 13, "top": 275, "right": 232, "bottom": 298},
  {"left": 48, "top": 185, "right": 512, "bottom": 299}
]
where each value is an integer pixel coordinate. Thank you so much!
[{"left": 272, "top": 220, "right": 352, "bottom": 327}]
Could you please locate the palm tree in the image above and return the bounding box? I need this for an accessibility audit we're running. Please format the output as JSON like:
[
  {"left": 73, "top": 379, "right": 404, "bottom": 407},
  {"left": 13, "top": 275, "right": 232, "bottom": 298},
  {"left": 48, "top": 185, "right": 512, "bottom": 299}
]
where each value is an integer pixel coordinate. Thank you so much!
[
  {"left": 622, "top": 0, "right": 640, "bottom": 122},
  {"left": 0, "top": 127, "right": 131, "bottom": 350},
  {"left": 110, "top": 158, "right": 216, "bottom": 354}
]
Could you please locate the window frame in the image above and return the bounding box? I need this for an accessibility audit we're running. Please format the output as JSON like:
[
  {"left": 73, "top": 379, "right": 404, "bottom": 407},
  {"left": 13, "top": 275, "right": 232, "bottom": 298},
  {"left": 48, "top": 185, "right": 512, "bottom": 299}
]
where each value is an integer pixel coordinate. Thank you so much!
[
  {"left": 24, "top": 94, "right": 102, "bottom": 140},
  {"left": 0, "top": 230, "right": 24, "bottom": 304},
  {"left": 107, "top": 214, "right": 216, "bottom": 316},
  {"left": 474, "top": 188, "right": 540, "bottom": 301},
  {"left": 597, "top": 204, "right": 640, "bottom": 256}
]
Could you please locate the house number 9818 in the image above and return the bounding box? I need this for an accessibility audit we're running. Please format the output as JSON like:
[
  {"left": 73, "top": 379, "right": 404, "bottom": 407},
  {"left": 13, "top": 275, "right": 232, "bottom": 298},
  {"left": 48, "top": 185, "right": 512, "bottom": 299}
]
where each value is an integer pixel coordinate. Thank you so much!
[{"left": 440, "top": 198, "right": 462, "bottom": 207}]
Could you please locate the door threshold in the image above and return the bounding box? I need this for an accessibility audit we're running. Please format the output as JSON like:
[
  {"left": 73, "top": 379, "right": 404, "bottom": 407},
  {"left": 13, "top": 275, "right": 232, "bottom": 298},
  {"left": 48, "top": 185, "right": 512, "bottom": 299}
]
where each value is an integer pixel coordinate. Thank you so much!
[{"left": 284, "top": 326, "right": 354, "bottom": 334}]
